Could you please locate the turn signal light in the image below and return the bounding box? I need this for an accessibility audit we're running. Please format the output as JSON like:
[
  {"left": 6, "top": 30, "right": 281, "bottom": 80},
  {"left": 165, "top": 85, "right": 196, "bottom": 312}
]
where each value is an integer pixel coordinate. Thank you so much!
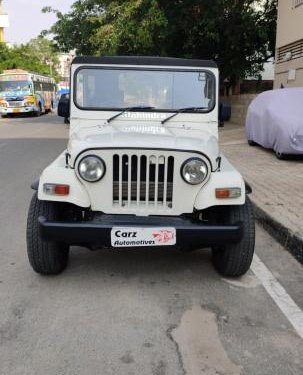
[
  {"left": 216, "top": 188, "right": 241, "bottom": 199},
  {"left": 43, "top": 183, "right": 70, "bottom": 196}
]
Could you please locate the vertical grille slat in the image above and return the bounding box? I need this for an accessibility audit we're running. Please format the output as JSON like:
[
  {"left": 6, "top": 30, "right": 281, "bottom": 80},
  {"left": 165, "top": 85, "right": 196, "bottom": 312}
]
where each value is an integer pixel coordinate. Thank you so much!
[
  {"left": 154, "top": 156, "right": 159, "bottom": 205},
  {"left": 163, "top": 156, "right": 168, "bottom": 205},
  {"left": 136, "top": 155, "right": 141, "bottom": 205},
  {"left": 119, "top": 156, "right": 122, "bottom": 207},
  {"left": 140, "top": 156, "right": 147, "bottom": 201},
  {"left": 127, "top": 155, "right": 132, "bottom": 206},
  {"left": 146, "top": 156, "right": 150, "bottom": 205},
  {"left": 113, "top": 152, "right": 174, "bottom": 209}
]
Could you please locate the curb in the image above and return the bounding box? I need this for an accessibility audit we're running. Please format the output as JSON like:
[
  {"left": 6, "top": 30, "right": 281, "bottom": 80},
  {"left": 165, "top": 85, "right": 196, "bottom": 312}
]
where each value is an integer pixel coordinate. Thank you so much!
[{"left": 252, "top": 202, "right": 303, "bottom": 265}]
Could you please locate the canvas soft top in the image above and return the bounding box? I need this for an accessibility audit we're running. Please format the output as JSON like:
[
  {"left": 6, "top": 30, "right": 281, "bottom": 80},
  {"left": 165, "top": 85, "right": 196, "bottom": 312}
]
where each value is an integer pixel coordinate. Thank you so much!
[{"left": 72, "top": 56, "right": 217, "bottom": 69}]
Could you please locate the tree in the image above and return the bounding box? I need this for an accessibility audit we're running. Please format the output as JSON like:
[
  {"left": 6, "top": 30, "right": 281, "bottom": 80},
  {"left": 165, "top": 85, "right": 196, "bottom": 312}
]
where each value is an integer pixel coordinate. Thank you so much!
[
  {"left": 90, "top": 0, "right": 168, "bottom": 56},
  {"left": 160, "top": 0, "right": 278, "bottom": 85},
  {"left": 0, "top": 38, "right": 59, "bottom": 80},
  {"left": 27, "top": 37, "right": 59, "bottom": 77},
  {"left": 43, "top": 0, "right": 277, "bottom": 83},
  {"left": 42, "top": 1, "right": 105, "bottom": 55}
]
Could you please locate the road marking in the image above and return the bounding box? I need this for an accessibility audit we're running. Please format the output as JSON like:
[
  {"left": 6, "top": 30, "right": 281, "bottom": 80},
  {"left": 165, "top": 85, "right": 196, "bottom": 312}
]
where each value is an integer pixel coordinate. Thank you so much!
[{"left": 252, "top": 254, "right": 303, "bottom": 339}]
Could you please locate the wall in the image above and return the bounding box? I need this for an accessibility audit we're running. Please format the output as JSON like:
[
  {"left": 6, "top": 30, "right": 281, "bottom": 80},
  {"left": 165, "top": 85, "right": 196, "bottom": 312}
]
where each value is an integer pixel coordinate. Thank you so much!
[
  {"left": 222, "top": 94, "right": 257, "bottom": 126},
  {"left": 274, "top": 0, "right": 303, "bottom": 88},
  {"left": 276, "top": 1, "right": 303, "bottom": 47}
]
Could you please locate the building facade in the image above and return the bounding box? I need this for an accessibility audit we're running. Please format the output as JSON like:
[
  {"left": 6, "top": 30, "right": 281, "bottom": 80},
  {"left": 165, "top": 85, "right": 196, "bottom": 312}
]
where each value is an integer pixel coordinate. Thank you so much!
[
  {"left": 57, "top": 51, "right": 76, "bottom": 90},
  {"left": 275, "top": 0, "right": 303, "bottom": 88},
  {"left": 0, "top": 0, "right": 9, "bottom": 43}
]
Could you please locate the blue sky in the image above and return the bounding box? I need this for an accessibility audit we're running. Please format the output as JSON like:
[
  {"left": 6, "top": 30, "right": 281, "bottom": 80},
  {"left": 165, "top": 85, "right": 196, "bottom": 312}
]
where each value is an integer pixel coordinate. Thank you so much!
[{"left": 3, "top": 0, "right": 75, "bottom": 44}]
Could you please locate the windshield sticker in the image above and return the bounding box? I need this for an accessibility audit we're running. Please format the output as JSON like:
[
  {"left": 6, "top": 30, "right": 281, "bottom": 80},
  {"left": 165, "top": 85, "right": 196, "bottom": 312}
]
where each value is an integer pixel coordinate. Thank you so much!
[{"left": 198, "top": 72, "right": 206, "bottom": 81}]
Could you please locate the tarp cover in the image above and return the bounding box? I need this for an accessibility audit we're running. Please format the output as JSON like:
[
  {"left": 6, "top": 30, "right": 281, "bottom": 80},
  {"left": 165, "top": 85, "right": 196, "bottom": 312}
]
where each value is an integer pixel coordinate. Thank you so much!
[{"left": 245, "top": 88, "right": 303, "bottom": 155}]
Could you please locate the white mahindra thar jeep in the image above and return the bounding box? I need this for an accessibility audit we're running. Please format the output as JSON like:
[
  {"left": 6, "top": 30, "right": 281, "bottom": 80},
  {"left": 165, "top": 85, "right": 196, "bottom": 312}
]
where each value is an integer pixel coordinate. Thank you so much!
[{"left": 27, "top": 56, "right": 255, "bottom": 276}]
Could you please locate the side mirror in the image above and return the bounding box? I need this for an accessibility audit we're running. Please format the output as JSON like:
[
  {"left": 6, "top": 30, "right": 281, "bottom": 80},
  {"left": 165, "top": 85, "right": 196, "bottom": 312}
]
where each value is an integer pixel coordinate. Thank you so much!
[
  {"left": 219, "top": 102, "right": 231, "bottom": 127},
  {"left": 58, "top": 94, "right": 70, "bottom": 118}
]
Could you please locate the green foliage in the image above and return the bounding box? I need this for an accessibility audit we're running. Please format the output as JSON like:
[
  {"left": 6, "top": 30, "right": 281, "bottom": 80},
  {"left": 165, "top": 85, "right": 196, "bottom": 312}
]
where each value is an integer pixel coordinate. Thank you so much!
[
  {"left": 160, "top": 0, "right": 278, "bottom": 83},
  {"left": 0, "top": 38, "right": 59, "bottom": 81},
  {"left": 44, "top": 0, "right": 278, "bottom": 82},
  {"left": 91, "top": 0, "right": 168, "bottom": 55},
  {"left": 42, "top": 1, "right": 104, "bottom": 55}
]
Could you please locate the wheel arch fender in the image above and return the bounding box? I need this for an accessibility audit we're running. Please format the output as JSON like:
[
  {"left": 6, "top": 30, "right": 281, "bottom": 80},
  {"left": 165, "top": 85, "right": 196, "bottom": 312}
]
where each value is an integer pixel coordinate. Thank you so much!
[
  {"left": 37, "top": 152, "right": 91, "bottom": 208},
  {"left": 194, "top": 155, "right": 246, "bottom": 210}
]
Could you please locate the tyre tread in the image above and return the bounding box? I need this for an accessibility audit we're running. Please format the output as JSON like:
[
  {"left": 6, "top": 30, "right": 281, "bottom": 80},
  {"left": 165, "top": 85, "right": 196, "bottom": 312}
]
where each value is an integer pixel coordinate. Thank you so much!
[
  {"left": 26, "top": 193, "right": 69, "bottom": 275},
  {"left": 212, "top": 197, "right": 255, "bottom": 277}
]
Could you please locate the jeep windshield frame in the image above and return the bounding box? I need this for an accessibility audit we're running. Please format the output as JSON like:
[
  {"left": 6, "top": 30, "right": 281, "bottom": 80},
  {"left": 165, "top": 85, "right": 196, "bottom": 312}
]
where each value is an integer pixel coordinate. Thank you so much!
[{"left": 73, "top": 66, "right": 216, "bottom": 114}]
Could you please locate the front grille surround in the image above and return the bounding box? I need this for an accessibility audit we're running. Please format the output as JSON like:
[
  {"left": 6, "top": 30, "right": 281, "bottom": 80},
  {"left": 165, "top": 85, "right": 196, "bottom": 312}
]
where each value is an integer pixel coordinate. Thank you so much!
[{"left": 75, "top": 148, "right": 211, "bottom": 215}]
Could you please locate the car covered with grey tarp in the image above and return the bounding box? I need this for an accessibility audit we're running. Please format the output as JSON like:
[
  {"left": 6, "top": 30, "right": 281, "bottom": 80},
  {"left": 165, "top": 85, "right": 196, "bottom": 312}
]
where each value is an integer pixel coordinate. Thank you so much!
[{"left": 246, "top": 88, "right": 303, "bottom": 158}]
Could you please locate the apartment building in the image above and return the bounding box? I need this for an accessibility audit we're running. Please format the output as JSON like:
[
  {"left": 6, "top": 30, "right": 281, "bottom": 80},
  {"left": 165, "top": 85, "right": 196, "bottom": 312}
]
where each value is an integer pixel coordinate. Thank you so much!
[
  {"left": 0, "top": 0, "right": 9, "bottom": 43},
  {"left": 57, "top": 51, "right": 76, "bottom": 90},
  {"left": 275, "top": 0, "right": 303, "bottom": 88}
]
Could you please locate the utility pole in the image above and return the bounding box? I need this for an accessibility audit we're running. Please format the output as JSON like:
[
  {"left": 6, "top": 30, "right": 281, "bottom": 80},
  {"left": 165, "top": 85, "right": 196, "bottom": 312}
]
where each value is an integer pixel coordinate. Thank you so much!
[{"left": 0, "top": 0, "right": 9, "bottom": 43}]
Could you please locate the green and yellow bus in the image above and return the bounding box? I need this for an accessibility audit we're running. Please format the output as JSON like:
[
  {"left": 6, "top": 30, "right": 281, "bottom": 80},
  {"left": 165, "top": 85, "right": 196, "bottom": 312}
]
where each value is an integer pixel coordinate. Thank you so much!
[{"left": 0, "top": 69, "right": 56, "bottom": 117}]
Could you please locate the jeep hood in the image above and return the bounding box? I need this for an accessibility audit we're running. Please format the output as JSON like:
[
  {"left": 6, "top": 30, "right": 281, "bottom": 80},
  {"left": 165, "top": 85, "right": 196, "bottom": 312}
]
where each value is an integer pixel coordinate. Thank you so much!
[{"left": 68, "top": 124, "right": 219, "bottom": 169}]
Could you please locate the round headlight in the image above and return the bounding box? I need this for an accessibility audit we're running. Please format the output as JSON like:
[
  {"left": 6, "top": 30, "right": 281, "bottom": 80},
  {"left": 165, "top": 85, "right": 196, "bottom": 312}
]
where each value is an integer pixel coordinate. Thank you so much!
[
  {"left": 181, "top": 158, "right": 208, "bottom": 185},
  {"left": 78, "top": 155, "right": 106, "bottom": 182}
]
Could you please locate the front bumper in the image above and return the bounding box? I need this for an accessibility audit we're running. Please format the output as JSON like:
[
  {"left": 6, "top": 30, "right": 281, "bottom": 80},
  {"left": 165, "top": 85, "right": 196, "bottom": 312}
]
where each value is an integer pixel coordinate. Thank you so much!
[
  {"left": 38, "top": 214, "right": 243, "bottom": 249},
  {"left": 0, "top": 106, "right": 36, "bottom": 114}
]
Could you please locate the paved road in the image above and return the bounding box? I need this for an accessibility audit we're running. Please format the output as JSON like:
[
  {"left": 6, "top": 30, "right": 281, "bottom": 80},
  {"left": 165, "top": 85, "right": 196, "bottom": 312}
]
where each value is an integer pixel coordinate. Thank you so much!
[{"left": 0, "top": 114, "right": 302, "bottom": 375}]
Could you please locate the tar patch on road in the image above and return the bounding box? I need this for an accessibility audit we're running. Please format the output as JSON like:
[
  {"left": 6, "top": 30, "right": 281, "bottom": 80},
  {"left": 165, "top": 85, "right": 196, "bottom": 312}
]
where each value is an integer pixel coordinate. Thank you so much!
[{"left": 171, "top": 306, "right": 241, "bottom": 375}]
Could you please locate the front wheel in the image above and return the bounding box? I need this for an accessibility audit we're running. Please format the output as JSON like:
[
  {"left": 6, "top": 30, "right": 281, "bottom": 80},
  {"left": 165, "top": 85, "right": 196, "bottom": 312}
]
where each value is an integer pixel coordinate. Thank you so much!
[
  {"left": 26, "top": 193, "right": 69, "bottom": 275},
  {"left": 212, "top": 197, "right": 255, "bottom": 277},
  {"left": 248, "top": 140, "right": 257, "bottom": 146},
  {"left": 34, "top": 103, "right": 42, "bottom": 117},
  {"left": 275, "top": 151, "right": 285, "bottom": 160}
]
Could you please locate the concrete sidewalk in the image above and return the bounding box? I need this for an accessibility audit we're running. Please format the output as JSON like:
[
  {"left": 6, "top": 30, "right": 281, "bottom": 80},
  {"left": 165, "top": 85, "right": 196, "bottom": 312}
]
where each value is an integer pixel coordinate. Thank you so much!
[{"left": 219, "top": 123, "right": 303, "bottom": 264}]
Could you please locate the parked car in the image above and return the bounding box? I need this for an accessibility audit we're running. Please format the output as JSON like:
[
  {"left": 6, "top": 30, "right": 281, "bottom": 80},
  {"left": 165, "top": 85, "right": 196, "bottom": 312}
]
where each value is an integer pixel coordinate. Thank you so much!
[
  {"left": 27, "top": 56, "right": 255, "bottom": 277},
  {"left": 57, "top": 93, "right": 70, "bottom": 124},
  {"left": 246, "top": 88, "right": 303, "bottom": 159}
]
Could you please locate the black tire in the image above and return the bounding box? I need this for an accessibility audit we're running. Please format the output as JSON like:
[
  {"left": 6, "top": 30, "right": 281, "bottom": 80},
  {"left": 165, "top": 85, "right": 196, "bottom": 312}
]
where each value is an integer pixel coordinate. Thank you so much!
[
  {"left": 248, "top": 140, "right": 257, "bottom": 146},
  {"left": 26, "top": 193, "right": 69, "bottom": 275},
  {"left": 212, "top": 197, "right": 255, "bottom": 277},
  {"left": 1, "top": 115, "right": 7, "bottom": 118},
  {"left": 275, "top": 151, "right": 285, "bottom": 160},
  {"left": 34, "top": 103, "right": 42, "bottom": 117}
]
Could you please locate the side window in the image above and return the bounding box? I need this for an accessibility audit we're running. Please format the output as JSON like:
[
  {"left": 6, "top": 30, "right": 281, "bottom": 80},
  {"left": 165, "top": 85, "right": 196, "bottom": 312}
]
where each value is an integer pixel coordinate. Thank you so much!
[
  {"left": 33, "top": 80, "right": 55, "bottom": 93},
  {"left": 34, "top": 82, "right": 43, "bottom": 92}
]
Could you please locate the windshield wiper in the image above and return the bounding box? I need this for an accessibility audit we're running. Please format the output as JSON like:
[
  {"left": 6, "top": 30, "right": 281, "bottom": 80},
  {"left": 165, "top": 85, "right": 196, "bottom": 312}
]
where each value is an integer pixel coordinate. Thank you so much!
[
  {"left": 161, "top": 107, "right": 208, "bottom": 124},
  {"left": 107, "top": 106, "right": 155, "bottom": 123}
]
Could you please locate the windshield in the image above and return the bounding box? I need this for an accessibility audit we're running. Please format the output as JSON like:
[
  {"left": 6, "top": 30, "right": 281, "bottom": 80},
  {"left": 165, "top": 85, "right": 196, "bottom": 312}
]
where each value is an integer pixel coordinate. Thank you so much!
[
  {"left": 75, "top": 68, "right": 215, "bottom": 111},
  {"left": 0, "top": 80, "right": 32, "bottom": 97}
]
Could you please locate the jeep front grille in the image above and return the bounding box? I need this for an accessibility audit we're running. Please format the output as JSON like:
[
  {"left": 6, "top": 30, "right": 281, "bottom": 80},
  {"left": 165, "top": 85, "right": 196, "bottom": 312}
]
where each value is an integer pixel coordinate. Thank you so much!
[{"left": 113, "top": 154, "right": 174, "bottom": 208}]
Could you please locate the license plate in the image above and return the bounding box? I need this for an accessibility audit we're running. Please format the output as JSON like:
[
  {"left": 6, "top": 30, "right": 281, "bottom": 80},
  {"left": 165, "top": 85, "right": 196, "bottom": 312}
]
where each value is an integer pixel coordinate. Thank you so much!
[
  {"left": 111, "top": 227, "right": 176, "bottom": 247},
  {"left": 13, "top": 108, "right": 21, "bottom": 113}
]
